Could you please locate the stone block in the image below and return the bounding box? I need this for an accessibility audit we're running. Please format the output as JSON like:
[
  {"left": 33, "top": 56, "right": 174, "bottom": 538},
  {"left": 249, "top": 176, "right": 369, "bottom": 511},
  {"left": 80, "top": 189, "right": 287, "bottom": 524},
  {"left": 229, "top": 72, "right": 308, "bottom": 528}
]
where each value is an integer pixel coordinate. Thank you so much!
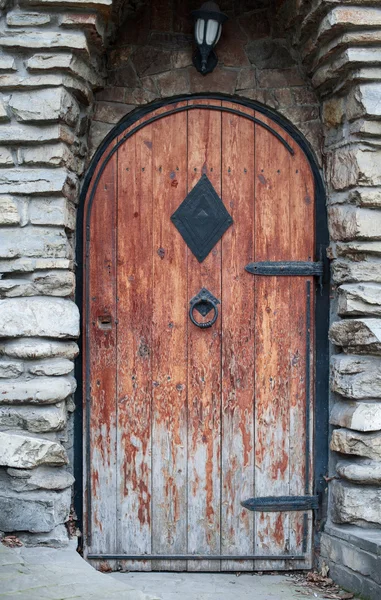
[
  {"left": 0, "top": 298, "right": 79, "bottom": 338},
  {"left": 9, "top": 88, "right": 80, "bottom": 127},
  {"left": 237, "top": 10, "right": 270, "bottom": 40},
  {"left": 7, "top": 466, "right": 74, "bottom": 491},
  {"left": 60, "top": 12, "right": 105, "bottom": 44},
  {"left": 246, "top": 39, "right": 296, "bottom": 69},
  {"left": 0, "top": 271, "right": 76, "bottom": 298},
  {"left": 88, "top": 120, "right": 113, "bottom": 159},
  {"left": 256, "top": 67, "right": 304, "bottom": 88},
  {"left": 30, "top": 197, "right": 76, "bottom": 229},
  {"left": 332, "top": 259, "right": 381, "bottom": 284},
  {"left": 312, "top": 48, "right": 381, "bottom": 90},
  {"left": 0, "top": 56, "right": 17, "bottom": 71},
  {"left": 189, "top": 67, "right": 237, "bottom": 95},
  {"left": 321, "top": 532, "right": 381, "bottom": 588},
  {"left": 338, "top": 283, "right": 381, "bottom": 316},
  {"left": 0, "top": 432, "right": 68, "bottom": 468},
  {"left": 0, "top": 74, "right": 92, "bottom": 105},
  {"left": 0, "top": 257, "right": 74, "bottom": 274},
  {"left": 334, "top": 240, "right": 381, "bottom": 259},
  {"left": 0, "top": 123, "right": 75, "bottom": 145},
  {"left": 0, "top": 227, "right": 70, "bottom": 259},
  {"left": 6, "top": 11, "right": 51, "bottom": 26},
  {"left": 0, "top": 338, "right": 79, "bottom": 360},
  {"left": 17, "top": 524, "right": 69, "bottom": 547},
  {"left": 350, "top": 118, "right": 381, "bottom": 139},
  {"left": 0, "top": 195, "right": 20, "bottom": 225},
  {"left": 331, "top": 354, "right": 381, "bottom": 399},
  {"left": 347, "top": 83, "right": 381, "bottom": 121},
  {"left": 93, "top": 101, "right": 134, "bottom": 124},
  {"left": 348, "top": 187, "right": 381, "bottom": 208},
  {"left": 331, "top": 428, "right": 381, "bottom": 460},
  {"left": 218, "top": 40, "right": 249, "bottom": 68},
  {"left": 0, "top": 402, "right": 67, "bottom": 433},
  {"left": 236, "top": 67, "right": 256, "bottom": 91},
  {"left": 324, "top": 560, "right": 381, "bottom": 600},
  {"left": 132, "top": 46, "right": 172, "bottom": 77},
  {"left": 0, "top": 487, "right": 71, "bottom": 533},
  {"left": 170, "top": 49, "right": 193, "bottom": 70},
  {"left": 0, "top": 376, "right": 76, "bottom": 404},
  {"left": 26, "top": 52, "right": 102, "bottom": 88},
  {"left": 337, "top": 459, "right": 381, "bottom": 485},
  {"left": 19, "top": 144, "right": 81, "bottom": 174},
  {"left": 20, "top": 0, "right": 112, "bottom": 8},
  {"left": 27, "top": 358, "right": 73, "bottom": 376},
  {"left": 327, "top": 146, "right": 381, "bottom": 190},
  {"left": 108, "top": 63, "right": 140, "bottom": 88},
  {"left": 0, "top": 96, "right": 9, "bottom": 122},
  {"left": 330, "top": 318, "right": 381, "bottom": 355},
  {"left": 324, "top": 522, "right": 381, "bottom": 556},
  {"left": 331, "top": 480, "right": 381, "bottom": 527},
  {"left": 155, "top": 69, "right": 190, "bottom": 97},
  {"left": 0, "top": 31, "right": 89, "bottom": 53},
  {"left": 0, "top": 168, "right": 77, "bottom": 197},
  {"left": 0, "top": 147, "right": 14, "bottom": 165},
  {"left": 330, "top": 401, "right": 381, "bottom": 431},
  {"left": 322, "top": 96, "right": 345, "bottom": 127},
  {"left": 329, "top": 206, "right": 381, "bottom": 241},
  {"left": 0, "top": 361, "right": 23, "bottom": 378}
]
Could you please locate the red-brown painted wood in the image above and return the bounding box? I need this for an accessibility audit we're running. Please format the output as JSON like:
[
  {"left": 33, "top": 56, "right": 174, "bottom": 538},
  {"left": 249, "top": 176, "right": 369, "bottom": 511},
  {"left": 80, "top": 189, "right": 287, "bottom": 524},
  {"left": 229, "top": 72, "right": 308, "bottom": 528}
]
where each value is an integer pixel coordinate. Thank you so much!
[
  {"left": 84, "top": 102, "right": 316, "bottom": 571},
  {"left": 221, "top": 101, "right": 255, "bottom": 571},
  {"left": 187, "top": 100, "right": 222, "bottom": 572}
]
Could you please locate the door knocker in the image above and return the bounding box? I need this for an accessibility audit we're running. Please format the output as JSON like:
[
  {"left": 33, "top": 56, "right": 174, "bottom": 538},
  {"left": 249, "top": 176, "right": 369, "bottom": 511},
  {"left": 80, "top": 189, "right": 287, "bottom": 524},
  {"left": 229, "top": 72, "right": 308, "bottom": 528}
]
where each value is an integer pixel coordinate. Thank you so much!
[{"left": 189, "top": 287, "right": 220, "bottom": 329}]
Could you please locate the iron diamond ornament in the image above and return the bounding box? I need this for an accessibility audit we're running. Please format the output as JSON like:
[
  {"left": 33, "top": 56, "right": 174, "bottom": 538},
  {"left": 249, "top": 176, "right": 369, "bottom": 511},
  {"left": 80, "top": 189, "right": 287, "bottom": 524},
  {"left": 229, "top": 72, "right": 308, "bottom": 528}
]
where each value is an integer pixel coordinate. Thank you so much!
[{"left": 171, "top": 174, "right": 233, "bottom": 262}]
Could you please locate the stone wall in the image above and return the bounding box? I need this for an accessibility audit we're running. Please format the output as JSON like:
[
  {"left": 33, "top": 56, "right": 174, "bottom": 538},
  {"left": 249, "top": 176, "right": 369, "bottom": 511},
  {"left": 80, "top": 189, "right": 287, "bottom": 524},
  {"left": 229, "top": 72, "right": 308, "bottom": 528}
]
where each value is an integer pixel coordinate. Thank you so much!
[
  {"left": 279, "top": 0, "right": 381, "bottom": 597},
  {"left": 89, "top": 0, "right": 322, "bottom": 161},
  {"left": 0, "top": 0, "right": 110, "bottom": 546},
  {"left": 0, "top": 0, "right": 380, "bottom": 596}
]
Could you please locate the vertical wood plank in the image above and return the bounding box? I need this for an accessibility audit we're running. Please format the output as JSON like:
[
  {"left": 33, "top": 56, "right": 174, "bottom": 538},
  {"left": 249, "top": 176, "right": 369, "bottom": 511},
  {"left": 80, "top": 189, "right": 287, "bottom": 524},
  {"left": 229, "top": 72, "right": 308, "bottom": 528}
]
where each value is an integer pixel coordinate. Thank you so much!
[
  {"left": 221, "top": 101, "right": 255, "bottom": 572},
  {"left": 288, "top": 144, "right": 315, "bottom": 568},
  {"left": 116, "top": 124, "right": 154, "bottom": 571},
  {"left": 151, "top": 103, "right": 188, "bottom": 571},
  {"left": 87, "top": 144, "right": 118, "bottom": 558},
  {"left": 187, "top": 100, "right": 222, "bottom": 572},
  {"left": 254, "top": 115, "right": 291, "bottom": 570}
]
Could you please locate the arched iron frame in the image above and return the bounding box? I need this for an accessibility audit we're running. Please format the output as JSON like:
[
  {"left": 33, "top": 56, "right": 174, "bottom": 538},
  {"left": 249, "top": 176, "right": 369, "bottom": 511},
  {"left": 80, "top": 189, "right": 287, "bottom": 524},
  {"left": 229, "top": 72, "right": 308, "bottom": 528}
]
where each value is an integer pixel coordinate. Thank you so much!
[{"left": 74, "top": 93, "right": 330, "bottom": 553}]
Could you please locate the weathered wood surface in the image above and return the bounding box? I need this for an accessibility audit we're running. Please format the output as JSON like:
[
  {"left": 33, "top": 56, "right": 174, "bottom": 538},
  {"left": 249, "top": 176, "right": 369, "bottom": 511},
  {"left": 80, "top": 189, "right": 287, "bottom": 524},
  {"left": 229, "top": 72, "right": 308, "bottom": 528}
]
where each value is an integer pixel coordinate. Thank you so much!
[
  {"left": 116, "top": 123, "right": 153, "bottom": 571},
  {"left": 221, "top": 101, "right": 255, "bottom": 571},
  {"left": 84, "top": 102, "right": 316, "bottom": 571},
  {"left": 187, "top": 99, "right": 222, "bottom": 572},
  {"left": 86, "top": 140, "right": 118, "bottom": 559},
  {"left": 288, "top": 141, "right": 315, "bottom": 569},
  {"left": 150, "top": 102, "right": 188, "bottom": 572},
  {"left": 254, "top": 114, "right": 291, "bottom": 570}
]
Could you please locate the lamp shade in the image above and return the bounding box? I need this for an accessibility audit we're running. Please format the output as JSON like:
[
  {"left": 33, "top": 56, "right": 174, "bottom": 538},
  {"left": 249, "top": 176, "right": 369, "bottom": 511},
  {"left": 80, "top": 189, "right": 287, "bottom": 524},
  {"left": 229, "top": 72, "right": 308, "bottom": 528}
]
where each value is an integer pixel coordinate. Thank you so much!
[{"left": 192, "top": 2, "right": 228, "bottom": 74}]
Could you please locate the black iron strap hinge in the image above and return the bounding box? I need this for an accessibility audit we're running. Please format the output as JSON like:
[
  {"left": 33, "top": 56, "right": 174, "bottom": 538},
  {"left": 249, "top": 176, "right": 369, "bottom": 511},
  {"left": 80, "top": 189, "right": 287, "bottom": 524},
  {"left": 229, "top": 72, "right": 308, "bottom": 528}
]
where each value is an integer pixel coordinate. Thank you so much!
[
  {"left": 241, "top": 495, "right": 319, "bottom": 512},
  {"left": 245, "top": 260, "right": 324, "bottom": 293}
]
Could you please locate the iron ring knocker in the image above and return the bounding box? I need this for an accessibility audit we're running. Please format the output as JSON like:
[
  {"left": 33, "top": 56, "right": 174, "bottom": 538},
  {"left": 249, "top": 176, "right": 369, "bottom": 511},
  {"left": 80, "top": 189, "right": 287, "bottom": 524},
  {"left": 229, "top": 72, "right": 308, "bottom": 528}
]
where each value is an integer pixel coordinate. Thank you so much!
[{"left": 189, "top": 288, "right": 220, "bottom": 329}]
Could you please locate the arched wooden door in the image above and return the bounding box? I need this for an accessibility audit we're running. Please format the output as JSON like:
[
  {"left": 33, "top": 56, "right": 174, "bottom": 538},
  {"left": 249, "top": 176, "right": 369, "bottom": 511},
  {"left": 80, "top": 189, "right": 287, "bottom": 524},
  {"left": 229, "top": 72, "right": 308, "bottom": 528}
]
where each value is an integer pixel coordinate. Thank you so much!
[{"left": 82, "top": 98, "right": 326, "bottom": 572}]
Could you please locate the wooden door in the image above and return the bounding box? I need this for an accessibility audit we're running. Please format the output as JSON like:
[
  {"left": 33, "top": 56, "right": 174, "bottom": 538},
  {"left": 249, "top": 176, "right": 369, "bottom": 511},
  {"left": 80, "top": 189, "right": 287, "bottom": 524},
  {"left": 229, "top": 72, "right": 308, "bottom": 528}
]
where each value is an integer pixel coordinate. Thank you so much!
[{"left": 83, "top": 99, "right": 318, "bottom": 572}]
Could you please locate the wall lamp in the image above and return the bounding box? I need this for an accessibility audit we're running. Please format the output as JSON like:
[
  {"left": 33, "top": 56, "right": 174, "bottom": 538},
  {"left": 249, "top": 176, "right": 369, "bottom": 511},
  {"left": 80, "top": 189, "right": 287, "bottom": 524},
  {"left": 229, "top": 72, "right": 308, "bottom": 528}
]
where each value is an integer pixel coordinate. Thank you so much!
[{"left": 192, "top": 2, "right": 228, "bottom": 75}]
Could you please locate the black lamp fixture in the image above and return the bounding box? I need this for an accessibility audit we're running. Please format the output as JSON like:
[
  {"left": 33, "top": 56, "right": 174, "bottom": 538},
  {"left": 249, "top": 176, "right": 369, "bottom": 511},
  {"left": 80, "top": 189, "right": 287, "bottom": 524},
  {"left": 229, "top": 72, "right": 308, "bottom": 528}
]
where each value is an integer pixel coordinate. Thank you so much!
[{"left": 192, "top": 2, "right": 228, "bottom": 75}]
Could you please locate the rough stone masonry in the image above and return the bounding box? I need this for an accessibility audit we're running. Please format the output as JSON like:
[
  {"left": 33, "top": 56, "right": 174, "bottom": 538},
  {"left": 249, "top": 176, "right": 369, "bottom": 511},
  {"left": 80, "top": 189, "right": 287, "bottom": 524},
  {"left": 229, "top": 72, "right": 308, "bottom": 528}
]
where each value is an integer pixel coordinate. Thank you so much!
[{"left": 0, "top": 0, "right": 381, "bottom": 598}]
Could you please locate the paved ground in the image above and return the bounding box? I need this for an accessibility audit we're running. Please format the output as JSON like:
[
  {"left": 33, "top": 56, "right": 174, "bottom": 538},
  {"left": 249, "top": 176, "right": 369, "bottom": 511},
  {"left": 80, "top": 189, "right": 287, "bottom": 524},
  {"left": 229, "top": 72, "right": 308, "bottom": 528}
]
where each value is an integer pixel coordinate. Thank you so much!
[
  {"left": 0, "top": 542, "right": 159, "bottom": 599},
  {"left": 0, "top": 542, "right": 359, "bottom": 600},
  {"left": 110, "top": 571, "right": 354, "bottom": 600}
]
